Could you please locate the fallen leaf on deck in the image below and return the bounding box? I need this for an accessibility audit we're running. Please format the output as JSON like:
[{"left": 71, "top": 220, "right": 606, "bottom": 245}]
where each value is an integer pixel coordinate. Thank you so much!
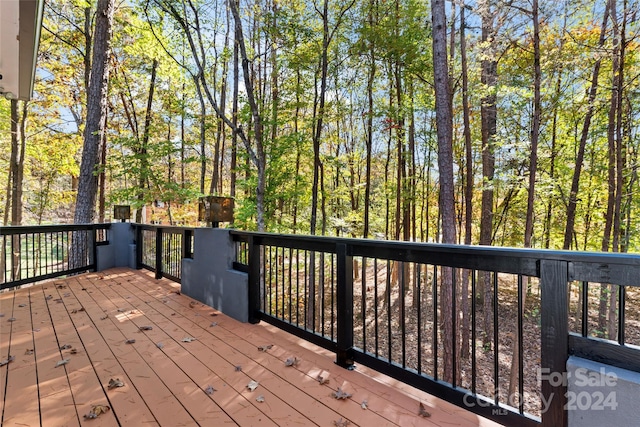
[
  {"left": 247, "top": 380, "right": 259, "bottom": 391},
  {"left": 284, "top": 357, "right": 299, "bottom": 367},
  {"left": 117, "top": 308, "right": 125, "bottom": 312},
  {"left": 317, "top": 375, "right": 330, "bottom": 385},
  {"left": 156, "top": 342, "right": 164, "bottom": 349},
  {"left": 18, "top": 304, "right": 26, "bottom": 308},
  {"left": 55, "top": 299, "right": 63, "bottom": 303},
  {"left": 70, "top": 349, "right": 78, "bottom": 354},
  {"left": 108, "top": 378, "right": 125, "bottom": 389},
  {"left": 71, "top": 307, "right": 85, "bottom": 314},
  {"left": 256, "top": 395, "right": 265, "bottom": 403},
  {"left": 55, "top": 359, "right": 70, "bottom": 368},
  {"left": 33, "top": 328, "right": 40, "bottom": 332},
  {"left": 210, "top": 312, "right": 218, "bottom": 317},
  {"left": 84, "top": 404, "right": 110, "bottom": 419},
  {"left": 0, "top": 356, "right": 15, "bottom": 366},
  {"left": 189, "top": 301, "right": 197, "bottom": 308},
  {"left": 81, "top": 288, "right": 87, "bottom": 291},
  {"left": 210, "top": 322, "right": 218, "bottom": 327},
  {"left": 60, "top": 344, "right": 72, "bottom": 350},
  {"left": 125, "top": 339, "right": 136, "bottom": 344},
  {"left": 128, "top": 310, "right": 137, "bottom": 314},
  {"left": 204, "top": 385, "right": 216, "bottom": 395},
  {"left": 63, "top": 293, "right": 70, "bottom": 297},
  {"left": 56, "top": 284, "right": 66, "bottom": 289},
  {"left": 257, "top": 344, "right": 273, "bottom": 352},
  {"left": 333, "top": 417, "right": 350, "bottom": 427},
  {"left": 25, "top": 349, "right": 34, "bottom": 355},
  {"left": 361, "top": 400, "right": 368, "bottom": 410},
  {"left": 418, "top": 402, "right": 431, "bottom": 418},
  {"left": 100, "top": 315, "right": 108, "bottom": 320},
  {"left": 8, "top": 317, "right": 16, "bottom": 322},
  {"left": 332, "top": 387, "right": 352, "bottom": 400},
  {"left": 45, "top": 295, "right": 53, "bottom": 300},
  {"left": 181, "top": 337, "right": 196, "bottom": 343},
  {"left": 0, "top": 314, "right": 4, "bottom": 317},
  {"left": 139, "top": 326, "right": 153, "bottom": 331},
  {"left": 162, "top": 300, "right": 168, "bottom": 303},
  {"left": 234, "top": 365, "right": 242, "bottom": 372}
]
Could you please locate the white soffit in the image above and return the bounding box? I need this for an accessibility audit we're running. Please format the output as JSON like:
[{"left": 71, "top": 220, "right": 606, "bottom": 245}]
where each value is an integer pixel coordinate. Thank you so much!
[{"left": 0, "top": 0, "right": 44, "bottom": 101}]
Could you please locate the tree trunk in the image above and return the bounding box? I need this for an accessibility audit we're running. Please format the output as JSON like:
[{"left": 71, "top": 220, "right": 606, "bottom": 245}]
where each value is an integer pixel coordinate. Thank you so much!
[
  {"left": 563, "top": 2, "right": 610, "bottom": 249},
  {"left": 460, "top": 4, "right": 472, "bottom": 360},
  {"left": 479, "top": 0, "right": 498, "bottom": 348},
  {"left": 431, "top": 0, "right": 456, "bottom": 384},
  {"left": 510, "top": 0, "right": 541, "bottom": 403},
  {"left": 73, "top": 0, "right": 115, "bottom": 268}
]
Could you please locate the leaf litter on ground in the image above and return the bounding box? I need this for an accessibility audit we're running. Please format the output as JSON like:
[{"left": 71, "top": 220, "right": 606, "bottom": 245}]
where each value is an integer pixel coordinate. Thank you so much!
[
  {"left": 418, "top": 402, "right": 431, "bottom": 418},
  {"left": 108, "top": 378, "right": 124, "bottom": 389},
  {"left": 125, "top": 339, "right": 136, "bottom": 344},
  {"left": 84, "top": 404, "right": 110, "bottom": 419},
  {"left": 332, "top": 387, "right": 352, "bottom": 400},
  {"left": 247, "top": 380, "right": 259, "bottom": 391},
  {"left": 139, "top": 326, "right": 153, "bottom": 331},
  {"left": 0, "top": 356, "right": 15, "bottom": 366},
  {"left": 256, "top": 395, "right": 265, "bottom": 403},
  {"left": 181, "top": 337, "right": 196, "bottom": 343},
  {"left": 284, "top": 356, "right": 299, "bottom": 367},
  {"left": 333, "top": 417, "right": 350, "bottom": 426},
  {"left": 55, "top": 359, "right": 70, "bottom": 368},
  {"left": 257, "top": 344, "right": 273, "bottom": 352},
  {"left": 204, "top": 385, "right": 216, "bottom": 395}
]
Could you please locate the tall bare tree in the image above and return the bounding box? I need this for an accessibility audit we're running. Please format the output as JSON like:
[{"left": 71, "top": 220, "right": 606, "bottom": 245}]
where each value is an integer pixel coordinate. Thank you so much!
[{"left": 431, "top": 0, "right": 456, "bottom": 384}]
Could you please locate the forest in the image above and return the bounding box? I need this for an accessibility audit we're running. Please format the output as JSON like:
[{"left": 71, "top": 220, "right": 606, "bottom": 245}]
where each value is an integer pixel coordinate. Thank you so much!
[{"left": 1, "top": 0, "right": 639, "bottom": 254}]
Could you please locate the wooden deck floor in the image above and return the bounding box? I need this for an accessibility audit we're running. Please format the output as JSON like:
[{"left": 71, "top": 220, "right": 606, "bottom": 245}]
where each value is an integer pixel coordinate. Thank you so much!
[{"left": 0, "top": 268, "right": 500, "bottom": 427}]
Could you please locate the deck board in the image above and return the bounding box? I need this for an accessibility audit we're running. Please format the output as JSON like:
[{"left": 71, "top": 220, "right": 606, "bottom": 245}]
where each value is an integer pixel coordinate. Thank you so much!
[{"left": 0, "top": 268, "right": 501, "bottom": 427}]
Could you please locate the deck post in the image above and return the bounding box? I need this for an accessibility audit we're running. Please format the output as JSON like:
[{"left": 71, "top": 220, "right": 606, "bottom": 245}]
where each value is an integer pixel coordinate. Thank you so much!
[
  {"left": 247, "top": 235, "right": 261, "bottom": 324},
  {"left": 90, "top": 226, "right": 97, "bottom": 271},
  {"left": 155, "top": 227, "right": 163, "bottom": 280},
  {"left": 540, "top": 259, "right": 568, "bottom": 427},
  {"left": 336, "top": 242, "right": 354, "bottom": 369}
]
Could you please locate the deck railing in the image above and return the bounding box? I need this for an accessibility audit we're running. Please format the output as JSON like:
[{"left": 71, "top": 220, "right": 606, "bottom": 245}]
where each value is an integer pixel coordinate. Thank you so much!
[
  {"left": 3, "top": 223, "right": 639, "bottom": 427},
  {"left": 0, "top": 223, "right": 110, "bottom": 290},
  {"left": 229, "top": 230, "right": 640, "bottom": 427},
  {"left": 134, "top": 224, "right": 193, "bottom": 282}
]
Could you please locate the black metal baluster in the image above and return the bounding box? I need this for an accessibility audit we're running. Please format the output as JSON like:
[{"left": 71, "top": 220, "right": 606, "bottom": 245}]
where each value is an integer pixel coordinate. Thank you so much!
[
  {"left": 582, "top": 281, "right": 589, "bottom": 337},
  {"left": 493, "top": 271, "right": 499, "bottom": 404},
  {"left": 417, "top": 263, "right": 422, "bottom": 374},
  {"left": 361, "top": 257, "right": 367, "bottom": 353},
  {"left": 387, "top": 259, "right": 392, "bottom": 363},
  {"left": 471, "top": 270, "right": 476, "bottom": 394},
  {"left": 619, "top": 285, "right": 625, "bottom": 345},
  {"left": 374, "top": 258, "right": 379, "bottom": 358},
  {"left": 518, "top": 275, "right": 524, "bottom": 414}
]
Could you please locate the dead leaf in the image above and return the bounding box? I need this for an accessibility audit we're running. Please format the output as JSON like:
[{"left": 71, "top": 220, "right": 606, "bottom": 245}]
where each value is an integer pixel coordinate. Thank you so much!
[
  {"left": 210, "top": 322, "right": 218, "bottom": 327},
  {"left": 247, "top": 380, "right": 259, "bottom": 391},
  {"left": 0, "top": 356, "right": 15, "bottom": 366},
  {"left": 33, "top": 328, "right": 41, "bottom": 332},
  {"left": 25, "top": 349, "right": 34, "bottom": 355},
  {"left": 181, "top": 337, "right": 196, "bottom": 343},
  {"left": 156, "top": 342, "right": 164, "bottom": 349},
  {"left": 234, "top": 365, "right": 242, "bottom": 372},
  {"left": 128, "top": 310, "right": 136, "bottom": 314},
  {"left": 100, "top": 315, "right": 108, "bottom": 320},
  {"left": 139, "top": 326, "right": 153, "bottom": 331},
  {"left": 71, "top": 307, "right": 85, "bottom": 314},
  {"left": 284, "top": 357, "right": 299, "bottom": 367},
  {"left": 117, "top": 308, "right": 125, "bottom": 312},
  {"left": 18, "top": 304, "right": 26, "bottom": 308},
  {"left": 189, "top": 301, "right": 197, "bottom": 308},
  {"left": 45, "top": 295, "right": 53, "bottom": 300},
  {"left": 0, "top": 313, "right": 4, "bottom": 317},
  {"left": 204, "top": 385, "right": 216, "bottom": 395},
  {"left": 332, "top": 387, "right": 352, "bottom": 400},
  {"left": 8, "top": 317, "right": 16, "bottom": 322},
  {"left": 333, "top": 418, "right": 350, "bottom": 427},
  {"left": 56, "top": 284, "right": 66, "bottom": 289},
  {"left": 70, "top": 349, "right": 78, "bottom": 355},
  {"left": 108, "top": 378, "right": 125, "bottom": 389},
  {"left": 256, "top": 395, "right": 265, "bottom": 403},
  {"left": 83, "top": 404, "right": 110, "bottom": 419},
  {"left": 55, "top": 359, "right": 70, "bottom": 368},
  {"left": 125, "top": 339, "right": 136, "bottom": 344},
  {"left": 257, "top": 344, "right": 273, "bottom": 352},
  {"left": 317, "top": 375, "right": 330, "bottom": 385},
  {"left": 361, "top": 400, "right": 368, "bottom": 410},
  {"left": 54, "top": 299, "right": 63, "bottom": 303},
  {"left": 210, "top": 312, "right": 218, "bottom": 317},
  {"left": 81, "top": 288, "right": 87, "bottom": 291},
  {"left": 60, "top": 344, "right": 72, "bottom": 350},
  {"left": 418, "top": 402, "right": 431, "bottom": 418}
]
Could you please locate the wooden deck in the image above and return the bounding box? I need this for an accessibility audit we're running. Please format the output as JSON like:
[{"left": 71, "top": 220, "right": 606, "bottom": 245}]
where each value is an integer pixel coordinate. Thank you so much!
[{"left": 0, "top": 268, "right": 500, "bottom": 427}]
